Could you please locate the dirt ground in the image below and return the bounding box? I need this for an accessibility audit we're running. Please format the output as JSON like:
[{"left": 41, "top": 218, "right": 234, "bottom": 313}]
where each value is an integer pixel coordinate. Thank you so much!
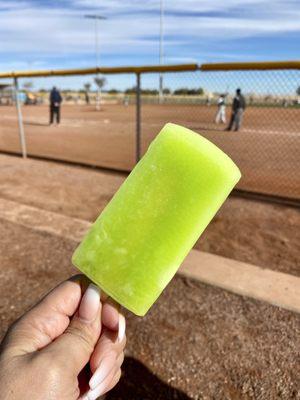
[
  {"left": 0, "top": 154, "right": 299, "bottom": 276},
  {"left": 0, "top": 219, "right": 299, "bottom": 400},
  {"left": 0, "top": 104, "right": 299, "bottom": 199}
]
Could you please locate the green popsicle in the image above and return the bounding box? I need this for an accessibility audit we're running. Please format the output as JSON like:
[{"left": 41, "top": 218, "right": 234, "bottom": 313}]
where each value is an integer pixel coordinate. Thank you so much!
[{"left": 72, "top": 123, "right": 241, "bottom": 316}]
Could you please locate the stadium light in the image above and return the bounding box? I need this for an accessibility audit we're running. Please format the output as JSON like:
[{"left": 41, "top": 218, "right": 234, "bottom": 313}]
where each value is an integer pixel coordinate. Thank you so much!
[
  {"left": 159, "top": 0, "right": 164, "bottom": 103},
  {"left": 84, "top": 14, "right": 107, "bottom": 110}
]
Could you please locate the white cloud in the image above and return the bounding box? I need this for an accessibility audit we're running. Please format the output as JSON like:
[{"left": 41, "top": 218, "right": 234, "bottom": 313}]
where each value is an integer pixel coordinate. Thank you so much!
[
  {"left": 72, "top": 0, "right": 299, "bottom": 17},
  {"left": 0, "top": 1, "right": 28, "bottom": 9},
  {"left": 0, "top": 0, "right": 298, "bottom": 72}
]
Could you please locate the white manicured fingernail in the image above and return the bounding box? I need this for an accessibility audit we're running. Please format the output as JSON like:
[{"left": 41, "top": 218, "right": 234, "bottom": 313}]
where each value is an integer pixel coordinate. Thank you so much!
[
  {"left": 79, "top": 283, "right": 100, "bottom": 322},
  {"left": 86, "top": 381, "right": 108, "bottom": 400},
  {"left": 89, "top": 353, "right": 117, "bottom": 390},
  {"left": 118, "top": 313, "right": 126, "bottom": 342}
]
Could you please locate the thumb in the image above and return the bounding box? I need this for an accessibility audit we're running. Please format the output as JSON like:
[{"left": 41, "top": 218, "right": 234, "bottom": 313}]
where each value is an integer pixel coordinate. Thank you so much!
[{"left": 45, "top": 283, "right": 102, "bottom": 375}]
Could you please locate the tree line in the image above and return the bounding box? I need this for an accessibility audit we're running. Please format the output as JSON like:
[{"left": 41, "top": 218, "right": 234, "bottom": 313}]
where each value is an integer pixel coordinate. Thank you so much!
[{"left": 24, "top": 78, "right": 300, "bottom": 97}]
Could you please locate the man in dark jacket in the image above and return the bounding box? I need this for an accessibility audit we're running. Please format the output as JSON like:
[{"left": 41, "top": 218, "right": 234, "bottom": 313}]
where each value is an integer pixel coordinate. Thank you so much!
[
  {"left": 49, "top": 87, "right": 62, "bottom": 125},
  {"left": 226, "top": 88, "right": 246, "bottom": 131}
]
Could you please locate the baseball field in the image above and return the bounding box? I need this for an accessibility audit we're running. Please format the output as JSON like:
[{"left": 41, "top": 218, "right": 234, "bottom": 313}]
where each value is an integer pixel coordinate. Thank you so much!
[
  {"left": 0, "top": 100, "right": 299, "bottom": 398},
  {"left": 1, "top": 0, "right": 300, "bottom": 396},
  {"left": 0, "top": 103, "right": 299, "bottom": 199}
]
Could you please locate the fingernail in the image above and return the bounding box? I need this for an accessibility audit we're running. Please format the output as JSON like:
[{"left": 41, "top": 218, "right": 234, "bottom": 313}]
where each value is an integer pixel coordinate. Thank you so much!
[
  {"left": 86, "top": 380, "right": 108, "bottom": 400},
  {"left": 79, "top": 283, "right": 100, "bottom": 322},
  {"left": 89, "top": 353, "right": 116, "bottom": 390},
  {"left": 118, "top": 313, "right": 126, "bottom": 342}
]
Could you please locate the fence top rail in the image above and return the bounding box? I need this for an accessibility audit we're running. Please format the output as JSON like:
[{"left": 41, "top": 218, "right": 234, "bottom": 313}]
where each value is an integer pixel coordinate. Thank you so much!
[
  {"left": 201, "top": 60, "right": 300, "bottom": 71},
  {"left": 1, "top": 61, "right": 299, "bottom": 79},
  {"left": 0, "top": 64, "right": 199, "bottom": 79}
]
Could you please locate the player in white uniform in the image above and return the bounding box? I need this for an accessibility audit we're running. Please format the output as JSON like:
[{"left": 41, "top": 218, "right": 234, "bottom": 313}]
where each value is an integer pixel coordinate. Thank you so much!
[{"left": 215, "top": 95, "right": 226, "bottom": 124}]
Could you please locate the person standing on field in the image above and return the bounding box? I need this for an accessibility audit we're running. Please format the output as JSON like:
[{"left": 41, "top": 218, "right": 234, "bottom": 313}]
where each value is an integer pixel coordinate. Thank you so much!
[
  {"left": 226, "top": 88, "right": 246, "bottom": 131},
  {"left": 215, "top": 94, "right": 226, "bottom": 124},
  {"left": 49, "top": 86, "right": 62, "bottom": 125}
]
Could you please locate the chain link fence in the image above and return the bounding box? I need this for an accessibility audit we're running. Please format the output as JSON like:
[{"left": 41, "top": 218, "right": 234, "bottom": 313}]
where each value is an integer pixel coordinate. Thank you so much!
[
  {"left": 0, "top": 63, "right": 299, "bottom": 202},
  {"left": 0, "top": 73, "right": 137, "bottom": 170},
  {"left": 141, "top": 68, "right": 300, "bottom": 200}
]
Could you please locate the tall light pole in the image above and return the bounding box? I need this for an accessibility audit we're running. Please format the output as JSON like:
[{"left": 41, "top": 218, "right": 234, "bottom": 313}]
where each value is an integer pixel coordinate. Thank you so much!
[
  {"left": 159, "top": 0, "right": 164, "bottom": 104},
  {"left": 84, "top": 14, "right": 107, "bottom": 110}
]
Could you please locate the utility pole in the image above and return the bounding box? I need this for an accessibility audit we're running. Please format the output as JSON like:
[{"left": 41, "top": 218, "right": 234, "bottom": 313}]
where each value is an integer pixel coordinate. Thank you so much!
[
  {"left": 84, "top": 14, "right": 107, "bottom": 110},
  {"left": 159, "top": 0, "right": 164, "bottom": 104}
]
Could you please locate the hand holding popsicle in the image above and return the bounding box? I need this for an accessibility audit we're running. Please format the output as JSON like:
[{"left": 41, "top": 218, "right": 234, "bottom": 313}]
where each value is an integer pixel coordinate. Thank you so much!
[
  {"left": 0, "top": 123, "right": 240, "bottom": 399},
  {"left": 0, "top": 276, "right": 126, "bottom": 400}
]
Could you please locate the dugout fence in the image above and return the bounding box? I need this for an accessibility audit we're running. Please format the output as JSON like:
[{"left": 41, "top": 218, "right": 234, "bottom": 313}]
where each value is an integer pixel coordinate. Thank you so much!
[{"left": 0, "top": 61, "right": 299, "bottom": 204}]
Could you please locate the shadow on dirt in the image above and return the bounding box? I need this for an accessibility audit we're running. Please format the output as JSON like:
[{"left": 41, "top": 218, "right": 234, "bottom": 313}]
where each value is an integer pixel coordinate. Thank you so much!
[
  {"left": 24, "top": 121, "right": 50, "bottom": 126},
  {"left": 106, "top": 356, "right": 191, "bottom": 400}
]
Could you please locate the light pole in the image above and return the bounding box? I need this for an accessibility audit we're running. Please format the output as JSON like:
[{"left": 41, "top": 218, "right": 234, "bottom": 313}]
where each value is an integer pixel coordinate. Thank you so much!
[
  {"left": 84, "top": 14, "right": 107, "bottom": 110},
  {"left": 159, "top": 0, "right": 164, "bottom": 104}
]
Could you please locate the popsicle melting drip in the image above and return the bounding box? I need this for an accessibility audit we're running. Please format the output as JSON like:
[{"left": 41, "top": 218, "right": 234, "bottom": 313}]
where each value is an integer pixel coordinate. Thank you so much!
[{"left": 72, "top": 123, "right": 241, "bottom": 316}]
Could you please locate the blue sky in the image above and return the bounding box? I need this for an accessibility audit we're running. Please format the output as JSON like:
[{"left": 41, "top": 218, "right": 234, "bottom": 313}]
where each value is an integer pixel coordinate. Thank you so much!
[{"left": 0, "top": 0, "right": 299, "bottom": 90}]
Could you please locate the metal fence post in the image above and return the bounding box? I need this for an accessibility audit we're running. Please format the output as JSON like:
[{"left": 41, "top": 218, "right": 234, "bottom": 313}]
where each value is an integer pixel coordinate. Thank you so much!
[
  {"left": 136, "top": 72, "right": 141, "bottom": 163},
  {"left": 14, "top": 77, "right": 27, "bottom": 158}
]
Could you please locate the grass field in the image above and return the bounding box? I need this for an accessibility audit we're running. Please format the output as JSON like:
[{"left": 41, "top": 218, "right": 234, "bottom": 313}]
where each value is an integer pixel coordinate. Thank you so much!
[{"left": 0, "top": 103, "right": 299, "bottom": 199}]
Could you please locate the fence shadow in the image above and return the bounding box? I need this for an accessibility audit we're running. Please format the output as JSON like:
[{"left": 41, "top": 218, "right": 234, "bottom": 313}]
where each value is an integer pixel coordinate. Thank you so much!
[
  {"left": 106, "top": 356, "right": 192, "bottom": 400},
  {"left": 24, "top": 121, "right": 49, "bottom": 127}
]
